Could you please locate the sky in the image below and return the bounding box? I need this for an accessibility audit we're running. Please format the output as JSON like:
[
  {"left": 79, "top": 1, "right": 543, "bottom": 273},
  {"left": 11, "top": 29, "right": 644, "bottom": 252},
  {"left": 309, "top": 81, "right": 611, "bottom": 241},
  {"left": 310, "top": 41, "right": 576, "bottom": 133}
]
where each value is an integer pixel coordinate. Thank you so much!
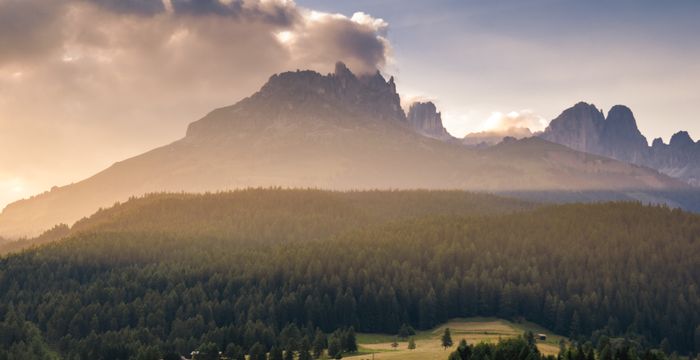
[{"left": 1, "top": 0, "right": 699, "bottom": 210}]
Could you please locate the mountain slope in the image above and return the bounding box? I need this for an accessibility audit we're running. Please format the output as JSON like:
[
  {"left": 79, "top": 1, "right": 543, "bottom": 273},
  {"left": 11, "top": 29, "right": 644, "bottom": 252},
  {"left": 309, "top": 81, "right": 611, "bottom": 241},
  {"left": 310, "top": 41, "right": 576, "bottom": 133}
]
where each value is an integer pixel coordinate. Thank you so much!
[{"left": 0, "top": 64, "right": 687, "bottom": 238}]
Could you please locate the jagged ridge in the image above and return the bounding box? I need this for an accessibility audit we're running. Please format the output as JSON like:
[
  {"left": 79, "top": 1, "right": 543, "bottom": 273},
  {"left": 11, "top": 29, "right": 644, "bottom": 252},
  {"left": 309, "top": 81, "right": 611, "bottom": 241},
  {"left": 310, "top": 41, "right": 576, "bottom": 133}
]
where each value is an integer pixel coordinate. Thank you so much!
[{"left": 540, "top": 102, "right": 700, "bottom": 185}]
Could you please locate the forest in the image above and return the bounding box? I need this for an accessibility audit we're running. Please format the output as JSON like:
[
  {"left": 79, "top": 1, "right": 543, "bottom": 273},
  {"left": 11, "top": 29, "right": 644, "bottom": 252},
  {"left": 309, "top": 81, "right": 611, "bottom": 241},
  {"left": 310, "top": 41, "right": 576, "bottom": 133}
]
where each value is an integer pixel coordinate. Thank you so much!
[{"left": 0, "top": 189, "right": 698, "bottom": 359}]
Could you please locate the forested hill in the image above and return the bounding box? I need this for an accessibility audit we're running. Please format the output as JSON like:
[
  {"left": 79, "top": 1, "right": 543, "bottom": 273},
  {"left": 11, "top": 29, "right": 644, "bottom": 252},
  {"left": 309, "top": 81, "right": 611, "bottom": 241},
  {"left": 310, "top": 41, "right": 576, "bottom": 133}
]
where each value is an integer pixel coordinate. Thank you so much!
[
  {"left": 0, "top": 190, "right": 699, "bottom": 359},
  {"left": 0, "top": 189, "right": 532, "bottom": 255}
]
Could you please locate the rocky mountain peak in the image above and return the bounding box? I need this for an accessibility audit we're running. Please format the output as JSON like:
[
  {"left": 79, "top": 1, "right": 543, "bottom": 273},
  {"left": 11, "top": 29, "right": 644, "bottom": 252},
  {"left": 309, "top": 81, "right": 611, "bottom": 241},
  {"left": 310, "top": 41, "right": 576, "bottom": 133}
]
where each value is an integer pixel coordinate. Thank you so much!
[
  {"left": 605, "top": 105, "right": 640, "bottom": 133},
  {"left": 186, "top": 62, "right": 405, "bottom": 138},
  {"left": 652, "top": 137, "right": 665, "bottom": 148},
  {"left": 669, "top": 131, "right": 694, "bottom": 147},
  {"left": 406, "top": 101, "right": 454, "bottom": 141},
  {"left": 540, "top": 101, "right": 605, "bottom": 153},
  {"left": 600, "top": 105, "right": 648, "bottom": 163}
]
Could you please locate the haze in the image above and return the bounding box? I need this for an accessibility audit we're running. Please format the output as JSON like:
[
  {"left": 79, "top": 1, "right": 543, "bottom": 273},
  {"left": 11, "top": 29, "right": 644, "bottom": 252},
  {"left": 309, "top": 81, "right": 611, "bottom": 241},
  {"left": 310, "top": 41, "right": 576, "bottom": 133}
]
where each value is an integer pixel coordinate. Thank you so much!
[{"left": 1, "top": 0, "right": 700, "bottom": 209}]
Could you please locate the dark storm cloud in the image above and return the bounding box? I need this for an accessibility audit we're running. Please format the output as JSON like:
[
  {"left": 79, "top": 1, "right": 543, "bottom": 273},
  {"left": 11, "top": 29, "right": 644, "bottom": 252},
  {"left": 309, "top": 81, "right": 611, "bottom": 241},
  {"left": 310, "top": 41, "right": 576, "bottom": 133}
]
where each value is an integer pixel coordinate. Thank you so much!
[
  {"left": 335, "top": 22, "right": 387, "bottom": 72},
  {"left": 291, "top": 12, "right": 389, "bottom": 73}
]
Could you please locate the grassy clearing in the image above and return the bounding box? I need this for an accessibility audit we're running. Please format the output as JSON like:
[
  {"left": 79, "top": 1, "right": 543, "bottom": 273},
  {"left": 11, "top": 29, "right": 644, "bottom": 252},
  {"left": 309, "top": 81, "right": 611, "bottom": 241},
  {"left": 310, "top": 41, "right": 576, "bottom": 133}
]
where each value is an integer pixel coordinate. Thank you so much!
[{"left": 350, "top": 318, "right": 566, "bottom": 360}]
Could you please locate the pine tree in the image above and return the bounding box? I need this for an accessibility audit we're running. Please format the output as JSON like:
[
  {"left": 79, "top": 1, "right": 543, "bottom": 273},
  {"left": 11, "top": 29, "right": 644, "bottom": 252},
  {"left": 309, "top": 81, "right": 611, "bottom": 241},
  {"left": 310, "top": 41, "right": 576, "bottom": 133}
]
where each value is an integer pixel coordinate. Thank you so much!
[
  {"left": 249, "top": 343, "right": 266, "bottom": 360},
  {"left": 299, "top": 336, "right": 312, "bottom": 360},
  {"left": 197, "top": 342, "right": 219, "bottom": 360},
  {"left": 398, "top": 323, "right": 416, "bottom": 339},
  {"left": 312, "top": 330, "right": 327, "bottom": 358},
  {"left": 225, "top": 344, "right": 244, "bottom": 360},
  {"left": 269, "top": 346, "right": 283, "bottom": 360},
  {"left": 344, "top": 327, "right": 357, "bottom": 353},
  {"left": 569, "top": 311, "right": 580, "bottom": 340},
  {"left": 661, "top": 338, "right": 671, "bottom": 355},
  {"left": 457, "top": 339, "right": 470, "bottom": 359},
  {"left": 525, "top": 331, "right": 536, "bottom": 348},
  {"left": 408, "top": 337, "right": 416, "bottom": 350},
  {"left": 442, "top": 328, "right": 454, "bottom": 349},
  {"left": 328, "top": 337, "right": 341, "bottom": 359}
]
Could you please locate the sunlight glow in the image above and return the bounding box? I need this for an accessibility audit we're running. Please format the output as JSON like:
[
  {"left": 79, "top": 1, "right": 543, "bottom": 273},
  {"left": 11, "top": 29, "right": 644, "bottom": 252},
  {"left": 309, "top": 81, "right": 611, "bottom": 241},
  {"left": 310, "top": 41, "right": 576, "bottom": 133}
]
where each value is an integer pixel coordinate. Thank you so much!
[{"left": 275, "top": 31, "right": 295, "bottom": 44}]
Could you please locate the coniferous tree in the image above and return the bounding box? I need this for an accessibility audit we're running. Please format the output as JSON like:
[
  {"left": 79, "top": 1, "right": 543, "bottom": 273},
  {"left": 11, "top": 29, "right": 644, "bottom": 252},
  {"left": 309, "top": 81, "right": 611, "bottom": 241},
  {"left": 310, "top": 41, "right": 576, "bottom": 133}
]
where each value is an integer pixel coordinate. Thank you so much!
[
  {"left": 442, "top": 328, "right": 454, "bottom": 349},
  {"left": 456, "top": 339, "right": 470, "bottom": 360},
  {"left": 408, "top": 337, "right": 416, "bottom": 350},
  {"left": 328, "top": 337, "right": 342, "bottom": 359},
  {"left": 163, "top": 353, "right": 181, "bottom": 360},
  {"left": 225, "top": 344, "right": 244, "bottom": 360},
  {"left": 249, "top": 343, "right": 266, "bottom": 360},
  {"left": 197, "top": 342, "right": 219, "bottom": 360},
  {"left": 269, "top": 346, "right": 283, "bottom": 360},
  {"left": 344, "top": 327, "right": 357, "bottom": 353},
  {"left": 312, "top": 330, "right": 327, "bottom": 358},
  {"left": 299, "top": 337, "right": 312, "bottom": 360},
  {"left": 399, "top": 324, "right": 416, "bottom": 339}
]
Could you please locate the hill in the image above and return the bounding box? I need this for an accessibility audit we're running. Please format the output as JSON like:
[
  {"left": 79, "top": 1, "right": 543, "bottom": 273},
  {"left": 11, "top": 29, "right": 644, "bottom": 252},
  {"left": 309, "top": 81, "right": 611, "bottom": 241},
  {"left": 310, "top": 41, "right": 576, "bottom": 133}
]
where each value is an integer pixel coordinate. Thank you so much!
[
  {"left": 0, "top": 189, "right": 531, "bottom": 255},
  {"left": 0, "top": 64, "right": 687, "bottom": 238},
  {"left": 0, "top": 190, "right": 698, "bottom": 358}
]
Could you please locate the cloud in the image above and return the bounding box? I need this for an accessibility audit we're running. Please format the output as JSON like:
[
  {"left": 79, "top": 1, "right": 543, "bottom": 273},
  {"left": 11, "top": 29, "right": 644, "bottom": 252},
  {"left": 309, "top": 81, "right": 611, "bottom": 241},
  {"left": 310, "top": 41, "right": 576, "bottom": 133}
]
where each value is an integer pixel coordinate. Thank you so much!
[
  {"left": 479, "top": 110, "right": 547, "bottom": 132},
  {"left": 0, "top": 0, "right": 392, "bottom": 209},
  {"left": 91, "top": 0, "right": 165, "bottom": 16},
  {"left": 280, "top": 10, "right": 390, "bottom": 74},
  {"left": 0, "top": 0, "right": 67, "bottom": 65}
]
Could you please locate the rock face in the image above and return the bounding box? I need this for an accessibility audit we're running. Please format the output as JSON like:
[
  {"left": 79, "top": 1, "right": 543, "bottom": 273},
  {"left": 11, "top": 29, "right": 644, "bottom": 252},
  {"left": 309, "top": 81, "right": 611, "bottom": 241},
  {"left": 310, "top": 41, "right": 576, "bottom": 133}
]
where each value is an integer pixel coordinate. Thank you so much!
[
  {"left": 600, "top": 105, "right": 649, "bottom": 164},
  {"left": 0, "top": 67, "right": 688, "bottom": 238},
  {"left": 540, "top": 102, "right": 700, "bottom": 186},
  {"left": 406, "top": 102, "right": 454, "bottom": 141},
  {"left": 540, "top": 102, "right": 606, "bottom": 154},
  {"left": 187, "top": 62, "right": 406, "bottom": 138},
  {"left": 647, "top": 131, "right": 700, "bottom": 186}
]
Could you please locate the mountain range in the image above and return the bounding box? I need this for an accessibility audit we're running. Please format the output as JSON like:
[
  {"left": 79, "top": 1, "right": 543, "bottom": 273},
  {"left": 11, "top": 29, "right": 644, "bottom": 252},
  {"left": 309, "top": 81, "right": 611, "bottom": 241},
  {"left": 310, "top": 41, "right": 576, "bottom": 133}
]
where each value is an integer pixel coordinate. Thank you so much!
[
  {"left": 0, "top": 63, "right": 692, "bottom": 238},
  {"left": 540, "top": 102, "right": 700, "bottom": 186}
]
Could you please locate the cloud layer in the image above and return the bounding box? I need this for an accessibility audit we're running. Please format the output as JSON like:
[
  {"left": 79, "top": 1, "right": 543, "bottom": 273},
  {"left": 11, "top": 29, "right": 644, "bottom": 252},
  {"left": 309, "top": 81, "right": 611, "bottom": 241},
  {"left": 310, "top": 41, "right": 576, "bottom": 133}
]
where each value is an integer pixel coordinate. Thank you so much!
[
  {"left": 480, "top": 110, "right": 547, "bottom": 133},
  {"left": 0, "top": 0, "right": 391, "bottom": 209}
]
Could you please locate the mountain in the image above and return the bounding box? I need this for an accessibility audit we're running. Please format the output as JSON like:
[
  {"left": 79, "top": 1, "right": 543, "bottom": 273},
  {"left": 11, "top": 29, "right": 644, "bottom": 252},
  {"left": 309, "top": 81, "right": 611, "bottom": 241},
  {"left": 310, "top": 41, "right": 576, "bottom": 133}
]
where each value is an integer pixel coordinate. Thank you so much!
[
  {"left": 0, "top": 64, "right": 688, "bottom": 238},
  {"left": 462, "top": 127, "right": 533, "bottom": 147},
  {"left": 406, "top": 101, "right": 455, "bottom": 141},
  {"left": 540, "top": 102, "right": 700, "bottom": 186}
]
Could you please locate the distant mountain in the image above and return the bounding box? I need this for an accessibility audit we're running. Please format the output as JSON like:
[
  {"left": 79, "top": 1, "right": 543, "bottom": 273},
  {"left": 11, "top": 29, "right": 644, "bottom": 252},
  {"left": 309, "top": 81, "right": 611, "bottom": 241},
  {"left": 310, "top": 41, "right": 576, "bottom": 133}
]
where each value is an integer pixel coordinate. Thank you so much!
[
  {"left": 462, "top": 127, "right": 533, "bottom": 147},
  {"left": 406, "top": 101, "right": 455, "bottom": 141},
  {"left": 0, "top": 64, "right": 687, "bottom": 238},
  {"left": 540, "top": 102, "right": 700, "bottom": 186}
]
